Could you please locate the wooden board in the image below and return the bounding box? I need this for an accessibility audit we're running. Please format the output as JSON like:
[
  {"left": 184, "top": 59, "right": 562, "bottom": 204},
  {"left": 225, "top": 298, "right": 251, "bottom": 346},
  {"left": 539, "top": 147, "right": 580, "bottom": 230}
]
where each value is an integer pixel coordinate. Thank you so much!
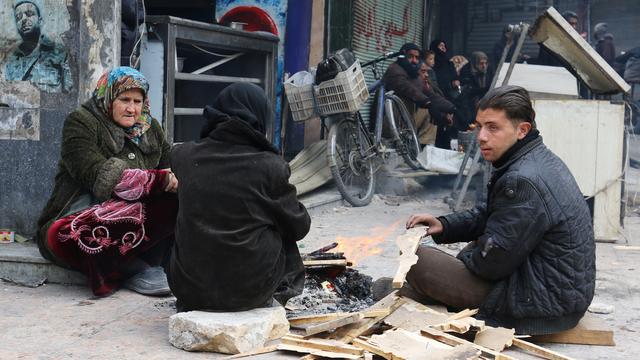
[
  {"left": 614, "top": 245, "right": 640, "bottom": 251},
  {"left": 279, "top": 336, "right": 363, "bottom": 358},
  {"left": 421, "top": 327, "right": 516, "bottom": 360},
  {"left": 530, "top": 314, "right": 615, "bottom": 346},
  {"left": 289, "top": 309, "right": 390, "bottom": 327},
  {"left": 277, "top": 344, "right": 361, "bottom": 359},
  {"left": 434, "top": 317, "right": 485, "bottom": 334},
  {"left": 351, "top": 338, "right": 395, "bottom": 360},
  {"left": 224, "top": 345, "right": 278, "bottom": 359},
  {"left": 384, "top": 302, "right": 450, "bottom": 332},
  {"left": 392, "top": 228, "right": 424, "bottom": 288},
  {"left": 369, "top": 329, "right": 480, "bottom": 360},
  {"left": 474, "top": 327, "right": 515, "bottom": 352},
  {"left": 303, "top": 259, "right": 351, "bottom": 267},
  {"left": 302, "top": 313, "right": 365, "bottom": 336},
  {"left": 329, "top": 291, "right": 405, "bottom": 343},
  {"left": 447, "top": 308, "right": 479, "bottom": 321},
  {"left": 512, "top": 338, "right": 575, "bottom": 360}
]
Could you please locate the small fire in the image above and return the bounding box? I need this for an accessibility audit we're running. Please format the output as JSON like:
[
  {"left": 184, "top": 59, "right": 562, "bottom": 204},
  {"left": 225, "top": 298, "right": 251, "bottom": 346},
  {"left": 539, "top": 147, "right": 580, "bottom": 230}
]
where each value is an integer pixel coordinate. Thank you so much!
[{"left": 335, "top": 221, "right": 402, "bottom": 265}]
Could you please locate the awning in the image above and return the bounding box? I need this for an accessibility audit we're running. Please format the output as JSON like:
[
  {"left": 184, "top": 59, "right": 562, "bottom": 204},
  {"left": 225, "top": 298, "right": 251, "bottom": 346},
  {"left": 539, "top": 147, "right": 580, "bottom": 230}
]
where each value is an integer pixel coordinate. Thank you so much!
[{"left": 529, "top": 6, "right": 631, "bottom": 94}]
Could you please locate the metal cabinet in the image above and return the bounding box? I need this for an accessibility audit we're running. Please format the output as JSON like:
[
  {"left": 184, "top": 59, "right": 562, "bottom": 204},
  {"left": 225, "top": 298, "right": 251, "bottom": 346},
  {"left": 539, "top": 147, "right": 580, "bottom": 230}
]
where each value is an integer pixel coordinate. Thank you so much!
[{"left": 141, "top": 16, "right": 278, "bottom": 143}]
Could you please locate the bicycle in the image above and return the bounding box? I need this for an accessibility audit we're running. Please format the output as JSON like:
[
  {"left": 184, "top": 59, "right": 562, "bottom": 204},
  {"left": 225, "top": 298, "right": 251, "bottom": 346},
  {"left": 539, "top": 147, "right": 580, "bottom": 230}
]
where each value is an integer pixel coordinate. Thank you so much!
[{"left": 324, "top": 52, "right": 421, "bottom": 206}]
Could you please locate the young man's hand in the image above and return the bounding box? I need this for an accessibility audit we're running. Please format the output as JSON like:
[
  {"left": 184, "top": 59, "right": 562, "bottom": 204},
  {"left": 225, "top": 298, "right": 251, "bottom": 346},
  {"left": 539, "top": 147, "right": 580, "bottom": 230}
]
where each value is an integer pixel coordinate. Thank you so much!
[{"left": 405, "top": 214, "right": 443, "bottom": 236}]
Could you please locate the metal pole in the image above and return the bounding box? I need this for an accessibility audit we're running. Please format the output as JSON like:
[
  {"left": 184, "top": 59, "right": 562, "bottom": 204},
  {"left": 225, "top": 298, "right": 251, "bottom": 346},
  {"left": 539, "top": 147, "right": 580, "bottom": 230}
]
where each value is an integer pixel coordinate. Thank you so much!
[
  {"left": 502, "top": 23, "right": 530, "bottom": 86},
  {"left": 489, "top": 34, "right": 513, "bottom": 90}
]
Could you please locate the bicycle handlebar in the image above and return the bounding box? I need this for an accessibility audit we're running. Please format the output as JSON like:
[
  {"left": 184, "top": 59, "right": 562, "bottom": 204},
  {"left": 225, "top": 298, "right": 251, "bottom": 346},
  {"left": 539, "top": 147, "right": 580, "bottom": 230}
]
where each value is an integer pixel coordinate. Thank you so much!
[{"left": 361, "top": 51, "right": 403, "bottom": 68}]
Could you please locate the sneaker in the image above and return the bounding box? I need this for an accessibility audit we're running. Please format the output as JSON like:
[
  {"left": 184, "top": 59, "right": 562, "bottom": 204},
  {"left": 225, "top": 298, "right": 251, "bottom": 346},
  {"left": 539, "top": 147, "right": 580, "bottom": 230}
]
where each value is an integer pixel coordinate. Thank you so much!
[{"left": 123, "top": 266, "right": 171, "bottom": 296}]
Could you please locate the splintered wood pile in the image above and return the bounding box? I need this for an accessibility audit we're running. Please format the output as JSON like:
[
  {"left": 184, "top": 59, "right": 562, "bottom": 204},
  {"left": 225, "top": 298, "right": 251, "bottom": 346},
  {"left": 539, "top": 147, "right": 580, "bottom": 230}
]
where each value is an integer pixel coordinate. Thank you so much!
[{"left": 230, "top": 229, "right": 614, "bottom": 359}]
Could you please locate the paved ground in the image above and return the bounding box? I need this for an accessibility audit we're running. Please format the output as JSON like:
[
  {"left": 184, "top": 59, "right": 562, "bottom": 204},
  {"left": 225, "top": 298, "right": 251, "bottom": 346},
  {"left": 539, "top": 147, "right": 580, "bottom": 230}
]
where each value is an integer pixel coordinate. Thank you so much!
[{"left": 2, "top": 165, "right": 640, "bottom": 358}]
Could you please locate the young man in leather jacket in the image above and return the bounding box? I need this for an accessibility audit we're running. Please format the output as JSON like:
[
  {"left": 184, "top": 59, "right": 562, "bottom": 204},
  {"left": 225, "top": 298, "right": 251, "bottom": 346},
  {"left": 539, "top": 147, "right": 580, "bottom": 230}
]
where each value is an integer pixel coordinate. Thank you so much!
[{"left": 405, "top": 86, "right": 595, "bottom": 335}]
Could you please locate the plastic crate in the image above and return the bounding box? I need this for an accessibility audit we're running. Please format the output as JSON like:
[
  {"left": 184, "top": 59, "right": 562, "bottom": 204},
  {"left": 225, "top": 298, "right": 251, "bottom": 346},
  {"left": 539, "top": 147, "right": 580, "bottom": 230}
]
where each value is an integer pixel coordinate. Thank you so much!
[
  {"left": 315, "top": 60, "right": 369, "bottom": 116},
  {"left": 284, "top": 72, "right": 316, "bottom": 122}
]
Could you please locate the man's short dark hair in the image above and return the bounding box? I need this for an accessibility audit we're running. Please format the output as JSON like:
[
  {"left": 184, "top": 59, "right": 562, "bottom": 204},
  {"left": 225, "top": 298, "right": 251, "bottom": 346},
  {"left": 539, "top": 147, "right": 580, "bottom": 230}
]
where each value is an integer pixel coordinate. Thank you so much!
[
  {"left": 477, "top": 85, "right": 536, "bottom": 129},
  {"left": 400, "top": 42, "right": 420, "bottom": 54},
  {"left": 562, "top": 10, "right": 578, "bottom": 21}
]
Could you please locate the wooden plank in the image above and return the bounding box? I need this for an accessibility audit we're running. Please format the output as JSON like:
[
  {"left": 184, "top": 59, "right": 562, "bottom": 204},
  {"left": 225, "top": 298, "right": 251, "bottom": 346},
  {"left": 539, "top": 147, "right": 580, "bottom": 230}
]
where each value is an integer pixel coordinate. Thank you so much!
[
  {"left": 614, "top": 245, "right": 640, "bottom": 251},
  {"left": 363, "top": 308, "right": 392, "bottom": 318},
  {"left": 277, "top": 344, "right": 361, "bottom": 359},
  {"left": 474, "top": 327, "right": 514, "bottom": 352},
  {"left": 368, "top": 329, "right": 481, "bottom": 360},
  {"left": 434, "top": 317, "right": 485, "bottom": 334},
  {"left": 224, "top": 345, "right": 278, "bottom": 359},
  {"left": 530, "top": 313, "right": 614, "bottom": 346},
  {"left": 303, "top": 259, "right": 351, "bottom": 267},
  {"left": 289, "top": 309, "right": 390, "bottom": 327},
  {"left": 384, "top": 302, "right": 450, "bottom": 332},
  {"left": 446, "top": 308, "right": 479, "bottom": 321},
  {"left": 352, "top": 338, "right": 395, "bottom": 360},
  {"left": 303, "top": 313, "right": 365, "bottom": 336},
  {"left": 281, "top": 336, "right": 364, "bottom": 356},
  {"left": 329, "top": 291, "right": 404, "bottom": 343},
  {"left": 531, "top": 328, "right": 615, "bottom": 346},
  {"left": 290, "top": 313, "right": 350, "bottom": 327},
  {"left": 421, "top": 327, "right": 516, "bottom": 360},
  {"left": 392, "top": 228, "right": 424, "bottom": 288},
  {"left": 512, "top": 338, "right": 575, "bottom": 360}
]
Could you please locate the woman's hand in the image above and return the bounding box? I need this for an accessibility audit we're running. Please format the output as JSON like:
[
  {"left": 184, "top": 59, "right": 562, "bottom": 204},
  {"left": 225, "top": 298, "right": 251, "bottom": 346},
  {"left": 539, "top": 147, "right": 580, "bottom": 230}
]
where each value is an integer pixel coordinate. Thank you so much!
[
  {"left": 163, "top": 170, "right": 178, "bottom": 193},
  {"left": 405, "top": 214, "right": 443, "bottom": 236}
]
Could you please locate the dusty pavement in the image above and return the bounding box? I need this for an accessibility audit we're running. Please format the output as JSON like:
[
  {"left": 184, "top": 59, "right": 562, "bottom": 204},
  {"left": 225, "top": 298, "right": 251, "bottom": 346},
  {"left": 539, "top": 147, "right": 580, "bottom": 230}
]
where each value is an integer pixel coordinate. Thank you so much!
[{"left": 1, "top": 171, "right": 640, "bottom": 359}]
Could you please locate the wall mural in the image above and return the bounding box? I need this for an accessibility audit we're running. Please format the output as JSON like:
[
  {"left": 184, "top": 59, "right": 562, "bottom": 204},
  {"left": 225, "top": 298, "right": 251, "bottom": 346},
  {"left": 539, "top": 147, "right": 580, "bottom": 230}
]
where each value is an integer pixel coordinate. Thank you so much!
[
  {"left": 216, "top": 0, "right": 287, "bottom": 149},
  {"left": 0, "top": 0, "right": 72, "bottom": 93},
  {"left": 0, "top": 81, "right": 40, "bottom": 140}
]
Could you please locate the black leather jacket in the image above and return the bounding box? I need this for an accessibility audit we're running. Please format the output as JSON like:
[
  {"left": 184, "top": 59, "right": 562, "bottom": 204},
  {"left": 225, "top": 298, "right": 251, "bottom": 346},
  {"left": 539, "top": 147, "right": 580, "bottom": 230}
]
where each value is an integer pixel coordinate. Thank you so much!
[{"left": 434, "top": 136, "right": 595, "bottom": 335}]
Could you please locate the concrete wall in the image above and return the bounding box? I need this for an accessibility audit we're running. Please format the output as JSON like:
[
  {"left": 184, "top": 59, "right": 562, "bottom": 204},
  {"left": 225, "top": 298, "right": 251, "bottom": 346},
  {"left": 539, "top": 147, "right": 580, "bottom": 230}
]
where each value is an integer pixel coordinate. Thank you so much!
[{"left": 0, "top": 0, "right": 119, "bottom": 236}]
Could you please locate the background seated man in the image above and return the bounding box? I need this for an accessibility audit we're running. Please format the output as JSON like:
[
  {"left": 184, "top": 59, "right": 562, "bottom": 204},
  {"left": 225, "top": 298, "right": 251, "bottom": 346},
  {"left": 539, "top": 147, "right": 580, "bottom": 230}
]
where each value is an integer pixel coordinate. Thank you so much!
[
  {"left": 405, "top": 86, "right": 595, "bottom": 335},
  {"left": 383, "top": 42, "right": 454, "bottom": 148}
]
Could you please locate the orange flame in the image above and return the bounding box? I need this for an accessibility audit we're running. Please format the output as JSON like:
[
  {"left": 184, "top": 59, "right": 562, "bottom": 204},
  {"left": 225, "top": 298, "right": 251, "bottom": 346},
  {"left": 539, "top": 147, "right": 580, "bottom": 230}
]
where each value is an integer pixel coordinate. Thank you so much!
[{"left": 335, "top": 220, "right": 402, "bottom": 265}]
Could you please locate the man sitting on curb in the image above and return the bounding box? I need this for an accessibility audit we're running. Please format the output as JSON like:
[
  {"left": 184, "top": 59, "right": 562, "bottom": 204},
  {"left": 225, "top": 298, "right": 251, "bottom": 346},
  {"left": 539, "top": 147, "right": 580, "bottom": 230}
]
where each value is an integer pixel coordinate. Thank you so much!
[
  {"left": 383, "top": 42, "right": 455, "bottom": 147},
  {"left": 405, "top": 85, "right": 595, "bottom": 335}
]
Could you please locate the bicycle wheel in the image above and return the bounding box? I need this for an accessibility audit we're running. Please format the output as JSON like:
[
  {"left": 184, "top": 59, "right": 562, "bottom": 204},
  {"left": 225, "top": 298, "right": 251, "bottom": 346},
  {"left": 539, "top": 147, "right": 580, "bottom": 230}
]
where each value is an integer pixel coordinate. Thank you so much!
[
  {"left": 327, "top": 115, "right": 376, "bottom": 207},
  {"left": 386, "top": 95, "right": 422, "bottom": 170}
]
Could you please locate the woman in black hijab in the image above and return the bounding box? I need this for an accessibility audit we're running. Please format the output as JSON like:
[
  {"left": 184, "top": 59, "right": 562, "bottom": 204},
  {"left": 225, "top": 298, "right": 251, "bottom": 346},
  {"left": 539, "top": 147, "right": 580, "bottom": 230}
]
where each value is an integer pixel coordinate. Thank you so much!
[
  {"left": 429, "top": 39, "right": 460, "bottom": 101},
  {"left": 429, "top": 39, "right": 466, "bottom": 149},
  {"left": 168, "top": 83, "right": 311, "bottom": 312}
]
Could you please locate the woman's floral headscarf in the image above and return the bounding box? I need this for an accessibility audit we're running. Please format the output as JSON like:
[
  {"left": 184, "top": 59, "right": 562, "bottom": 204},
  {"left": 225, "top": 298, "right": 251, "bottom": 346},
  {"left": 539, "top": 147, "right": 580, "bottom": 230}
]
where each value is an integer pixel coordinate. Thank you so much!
[{"left": 93, "top": 67, "right": 152, "bottom": 144}]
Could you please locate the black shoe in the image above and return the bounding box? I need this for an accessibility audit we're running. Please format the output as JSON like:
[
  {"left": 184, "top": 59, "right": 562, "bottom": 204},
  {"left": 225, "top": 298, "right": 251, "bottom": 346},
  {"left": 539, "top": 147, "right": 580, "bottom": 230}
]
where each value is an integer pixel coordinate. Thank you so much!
[{"left": 123, "top": 266, "right": 171, "bottom": 296}]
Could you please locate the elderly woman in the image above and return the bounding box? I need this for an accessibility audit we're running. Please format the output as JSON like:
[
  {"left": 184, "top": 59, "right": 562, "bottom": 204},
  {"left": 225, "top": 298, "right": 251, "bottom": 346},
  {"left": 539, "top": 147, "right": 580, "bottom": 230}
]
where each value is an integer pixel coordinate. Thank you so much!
[
  {"left": 168, "top": 83, "right": 310, "bottom": 312},
  {"left": 36, "top": 67, "right": 178, "bottom": 297}
]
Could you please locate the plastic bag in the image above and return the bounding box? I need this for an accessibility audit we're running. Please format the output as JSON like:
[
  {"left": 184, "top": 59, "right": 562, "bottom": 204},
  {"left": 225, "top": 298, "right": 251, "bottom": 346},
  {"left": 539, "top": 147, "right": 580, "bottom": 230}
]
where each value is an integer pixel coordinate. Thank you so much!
[{"left": 417, "top": 145, "right": 470, "bottom": 174}]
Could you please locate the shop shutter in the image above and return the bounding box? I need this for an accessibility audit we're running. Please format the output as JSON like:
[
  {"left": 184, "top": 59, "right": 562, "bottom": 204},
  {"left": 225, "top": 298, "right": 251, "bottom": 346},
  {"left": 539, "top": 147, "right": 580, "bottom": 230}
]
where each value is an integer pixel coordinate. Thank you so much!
[
  {"left": 466, "top": 0, "right": 549, "bottom": 64},
  {"left": 351, "top": 0, "right": 425, "bottom": 126},
  {"left": 590, "top": 0, "right": 640, "bottom": 54}
]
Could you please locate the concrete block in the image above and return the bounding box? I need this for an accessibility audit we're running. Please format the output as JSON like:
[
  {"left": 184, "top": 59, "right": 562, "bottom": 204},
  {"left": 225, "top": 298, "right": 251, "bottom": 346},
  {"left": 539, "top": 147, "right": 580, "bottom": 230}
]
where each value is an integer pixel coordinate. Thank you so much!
[{"left": 169, "top": 306, "right": 289, "bottom": 354}]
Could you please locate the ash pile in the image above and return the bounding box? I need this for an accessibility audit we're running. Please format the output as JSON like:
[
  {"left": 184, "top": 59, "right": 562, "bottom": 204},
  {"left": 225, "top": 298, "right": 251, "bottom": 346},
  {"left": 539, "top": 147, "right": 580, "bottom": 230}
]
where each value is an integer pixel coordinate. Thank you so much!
[{"left": 286, "top": 242, "right": 374, "bottom": 317}]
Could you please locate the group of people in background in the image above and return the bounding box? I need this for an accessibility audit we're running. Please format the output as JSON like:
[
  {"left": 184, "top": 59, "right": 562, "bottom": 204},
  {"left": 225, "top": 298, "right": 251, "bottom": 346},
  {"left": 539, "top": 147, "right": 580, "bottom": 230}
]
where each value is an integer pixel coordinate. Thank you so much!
[
  {"left": 386, "top": 9, "right": 640, "bottom": 152},
  {"left": 383, "top": 40, "right": 494, "bottom": 151}
]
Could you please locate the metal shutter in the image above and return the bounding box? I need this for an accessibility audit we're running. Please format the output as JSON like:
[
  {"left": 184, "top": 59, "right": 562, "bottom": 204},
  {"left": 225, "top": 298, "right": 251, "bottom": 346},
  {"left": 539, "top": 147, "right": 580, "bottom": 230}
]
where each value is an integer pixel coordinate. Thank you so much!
[
  {"left": 590, "top": 0, "right": 640, "bottom": 53},
  {"left": 351, "top": 0, "right": 425, "bottom": 125},
  {"left": 466, "top": 1, "right": 550, "bottom": 63}
]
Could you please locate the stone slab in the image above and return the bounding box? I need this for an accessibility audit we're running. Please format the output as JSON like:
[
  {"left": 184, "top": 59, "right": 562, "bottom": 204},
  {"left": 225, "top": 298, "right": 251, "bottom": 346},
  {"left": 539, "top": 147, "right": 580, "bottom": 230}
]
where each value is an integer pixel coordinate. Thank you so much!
[{"left": 169, "top": 306, "right": 289, "bottom": 354}]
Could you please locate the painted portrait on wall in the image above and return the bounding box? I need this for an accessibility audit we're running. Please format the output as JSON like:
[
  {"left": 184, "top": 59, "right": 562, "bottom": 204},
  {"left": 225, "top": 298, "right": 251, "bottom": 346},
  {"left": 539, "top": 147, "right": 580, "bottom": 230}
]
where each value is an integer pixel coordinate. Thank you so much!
[{"left": 0, "top": 0, "right": 72, "bottom": 93}]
